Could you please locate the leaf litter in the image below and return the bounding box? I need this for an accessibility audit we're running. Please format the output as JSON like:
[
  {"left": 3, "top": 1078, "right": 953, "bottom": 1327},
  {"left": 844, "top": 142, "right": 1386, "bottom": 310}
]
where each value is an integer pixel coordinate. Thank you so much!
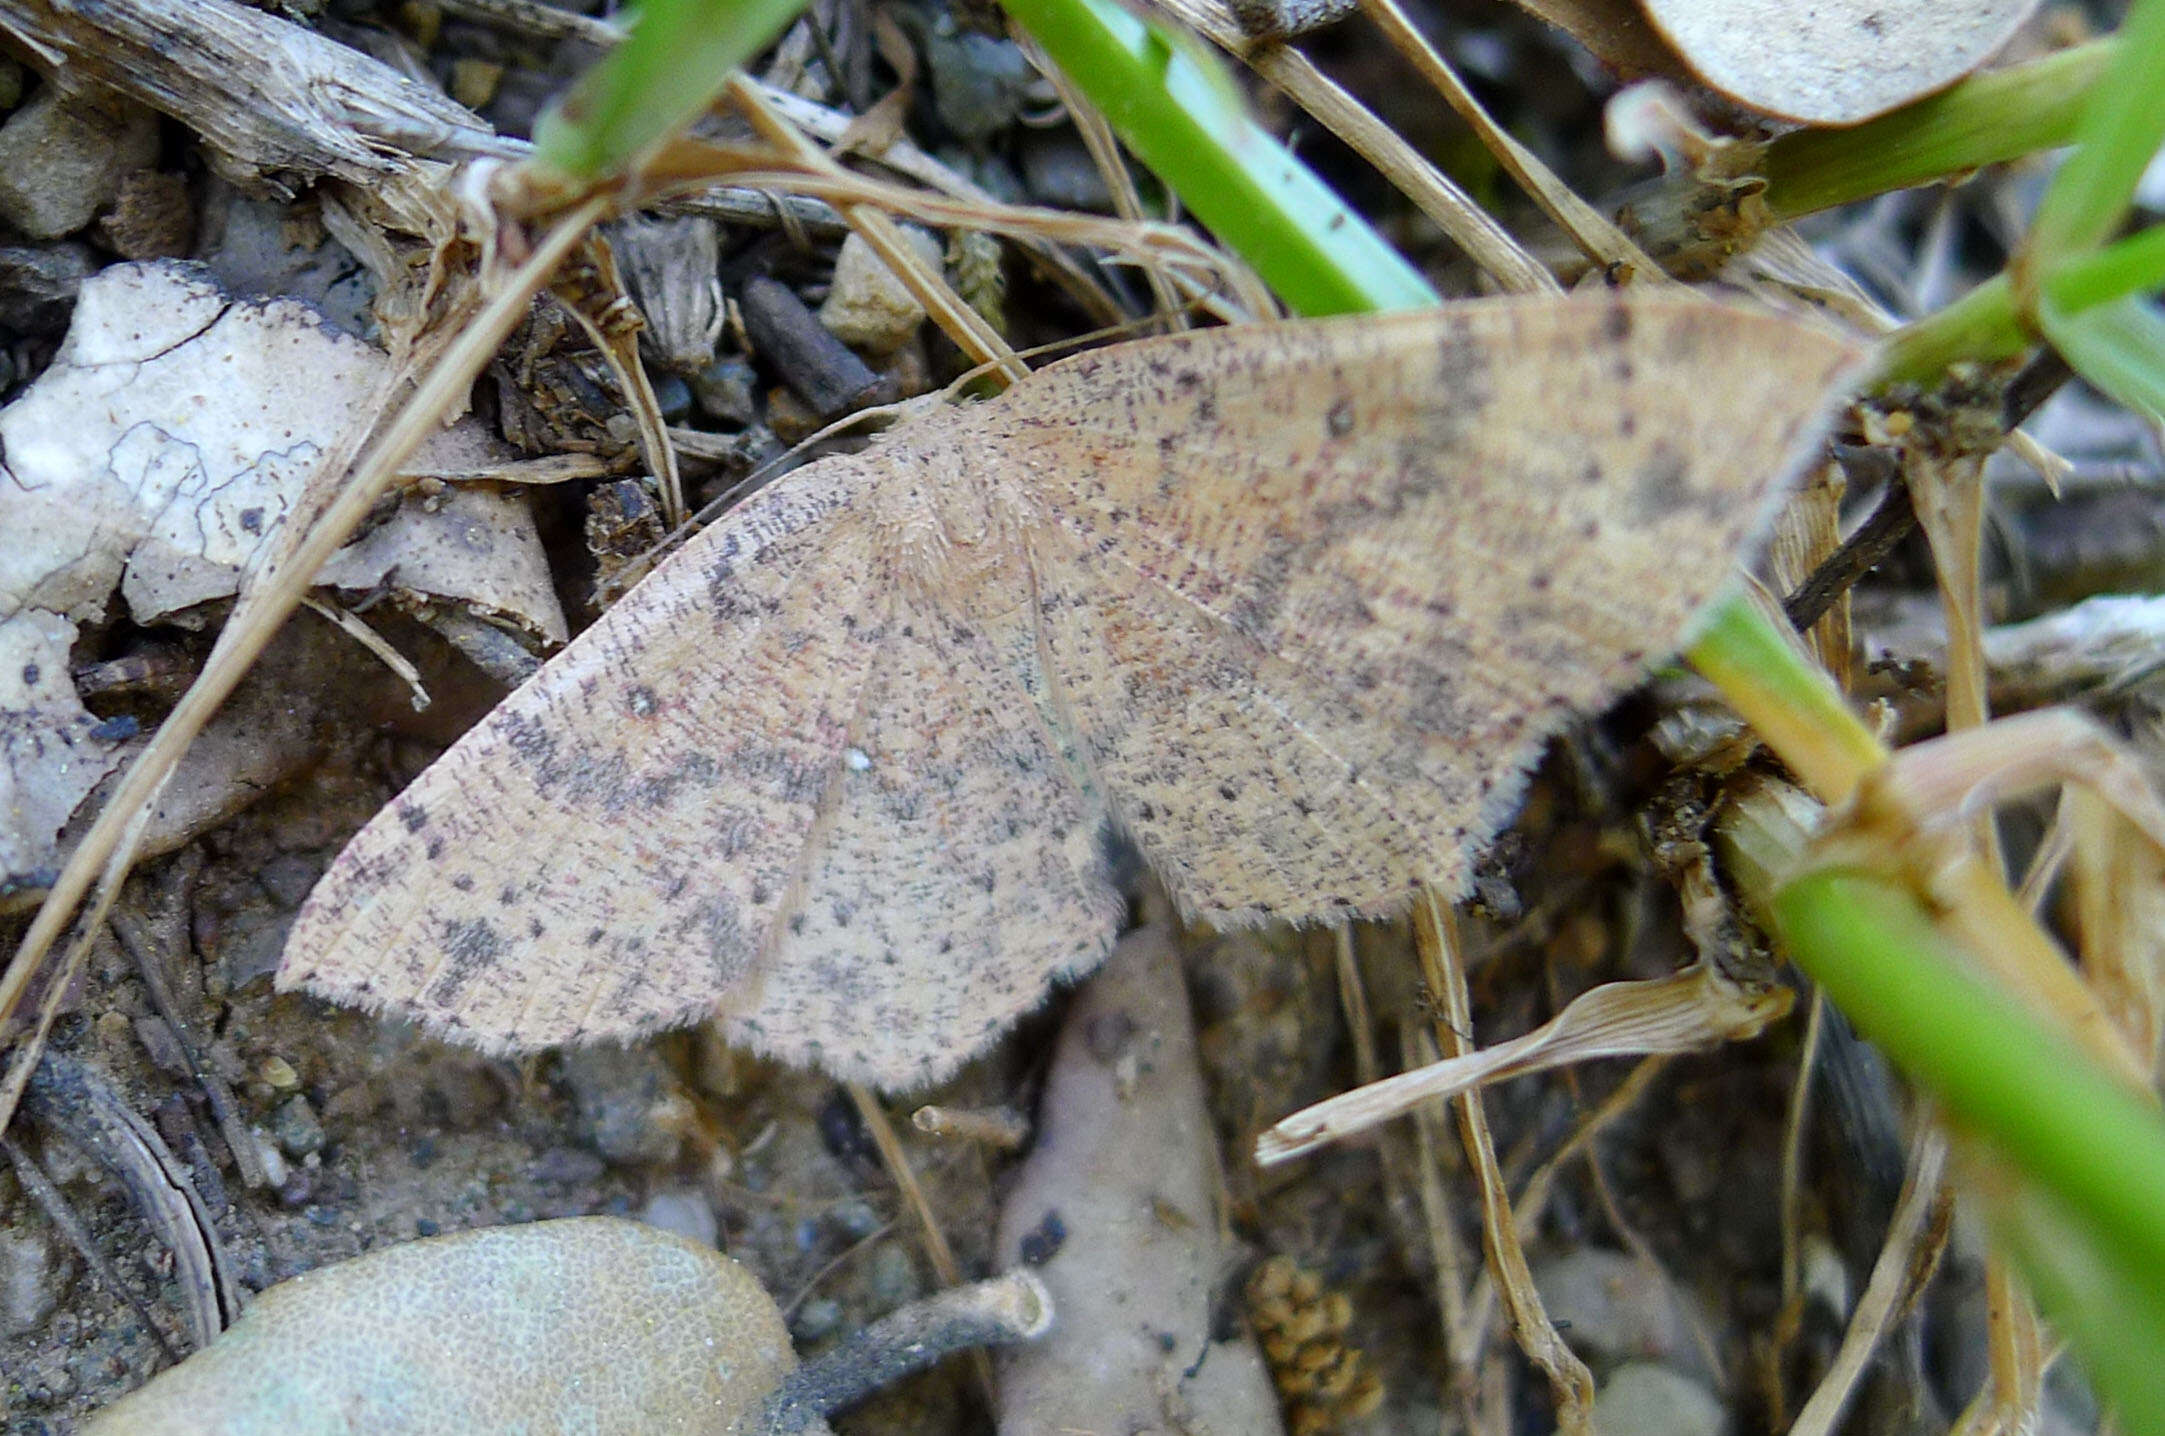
[{"left": 0, "top": 260, "right": 564, "bottom": 896}]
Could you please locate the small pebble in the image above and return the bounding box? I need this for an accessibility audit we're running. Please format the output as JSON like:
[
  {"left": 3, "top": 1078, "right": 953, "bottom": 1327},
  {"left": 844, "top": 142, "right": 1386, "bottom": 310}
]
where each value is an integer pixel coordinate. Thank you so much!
[
  {"left": 272, "top": 1095, "right": 326, "bottom": 1158},
  {"left": 399, "top": 0, "right": 443, "bottom": 49},
  {"left": 276, "top": 1170, "right": 315, "bottom": 1209},
  {"left": 866, "top": 1244, "right": 920, "bottom": 1307},
  {"left": 259, "top": 1054, "right": 301, "bottom": 1092},
  {"left": 256, "top": 855, "right": 319, "bottom": 911},
  {"left": 557, "top": 1045, "right": 686, "bottom": 1167},
  {"left": 831, "top": 1199, "right": 882, "bottom": 1240},
  {"left": 256, "top": 1137, "right": 289, "bottom": 1190},
  {"left": 0, "top": 90, "right": 159, "bottom": 238},
  {"left": 91, "top": 1010, "right": 132, "bottom": 1049},
  {"left": 921, "top": 23, "right": 1033, "bottom": 143},
  {"left": 449, "top": 57, "right": 502, "bottom": 112},
  {"left": 639, "top": 1190, "right": 719, "bottom": 1249},
  {"left": 99, "top": 169, "right": 194, "bottom": 260},
  {"left": 1532, "top": 1246, "right": 1716, "bottom": 1384},
  {"left": 132, "top": 1017, "right": 191, "bottom": 1077},
  {"left": 690, "top": 355, "right": 758, "bottom": 426},
  {"left": 1018, "top": 1209, "right": 1066, "bottom": 1266},
  {"left": 652, "top": 372, "right": 693, "bottom": 424},
  {"left": 791, "top": 1296, "right": 843, "bottom": 1342},
  {"left": 1594, "top": 1363, "right": 1726, "bottom": 1436},
  {"left": 0, "top": 1230, "right": 65, "bottom": 1336},
  {"left": 0, "top": 240, "right": 93, "bottom": 335},
  {"left": 1019, "top": 131, "right": 1114, "bottom": 212},
  {"left": 817, "top": 228, "right": 943, "bottom": 354},
  {"left": 530, "top": 1146, "right": 608, "bottom": 1185}
]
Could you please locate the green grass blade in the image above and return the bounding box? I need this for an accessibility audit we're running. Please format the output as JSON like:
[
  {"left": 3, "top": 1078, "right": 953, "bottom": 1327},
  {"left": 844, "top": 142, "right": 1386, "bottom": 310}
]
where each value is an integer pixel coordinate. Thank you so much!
[
  {"left": 1761, "top": 40, "right": 2112, "bottom": 221},
  {"left": 1684, "top": 595, "right": 1884, "bottom": 804},
  {"left": 994, "top": 0, "right": 1437, "bottom": 316},
  {"left": 2027, "top": 0, "right": 2165, "bottom": 268},
  {"left": 531, "top": 0, "right": 808, "bottom": 184},
  {"left": 2039, "top": 293, "right": 2165, "bottom": 423},
  {"left": 1986, "top": 1178, "right": 2165, "bottom": 1433},
  {"left": 1879, "top": 224, "right": 2165, "bottom": 387},
  {"left": 1772, "top": 867, "right": 2165, "bottom": 1431}
]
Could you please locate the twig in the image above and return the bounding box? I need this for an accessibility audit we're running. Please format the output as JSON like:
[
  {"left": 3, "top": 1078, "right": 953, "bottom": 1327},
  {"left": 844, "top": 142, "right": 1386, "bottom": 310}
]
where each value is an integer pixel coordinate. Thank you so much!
[
  {"left": 1017, "top": 26, "right": 1189, "bottom": 327},
  {"left": 730, "top": 74, "right": 1027, "bottom": 383},
  {"left": 1782, "top": 473, "right": 1915, "bottom": 633},
  {"left": 4, "top": 1135, "right": 184, "bottom": 1363},
  {"left": 910, "top": 1104, "right": 1031, "bottom": 1150},
  {"left": 302, "top": 596, "right": 431, "bottom": 711},
  {"left": 109, "top": 901, "right": 272, "bottom": 1192},
  {"left": 1789, "top": 1131, "right": 1953, "bottom": 1436},
  {"left": 1413, "top": 891, "right": 1595, "bottom": 1435},
  {"left": 22, "top": 1052, "right": 241, "bottom": 1351},
  {"left": 1149, "top": 0, "right": 1559, "bottom": 296},
  {"left": 846, "top": 1081, "right": 996, "bottom": 1405},
  {"left": 757, "top": 1270, "right": 1052, "bottom": 1433},
  {"left": 1353, "top": 0, "right": 1662, "bottom": 281}
]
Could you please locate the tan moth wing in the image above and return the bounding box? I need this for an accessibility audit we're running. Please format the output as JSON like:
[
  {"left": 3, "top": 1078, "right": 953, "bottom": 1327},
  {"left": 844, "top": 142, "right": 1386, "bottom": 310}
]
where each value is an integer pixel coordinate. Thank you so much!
[
  {"left": 284, "top": 462, "right": 887, "bottom": 1051},
  {"left": 999, "top": 292, "right": 1860, "bottom": 927},
  {"left": 286, "top": 430, "right": 1129, "bottom": 1084},
  {"left": 283, "top": 292, "right": 1862, "bottom": 1088}
]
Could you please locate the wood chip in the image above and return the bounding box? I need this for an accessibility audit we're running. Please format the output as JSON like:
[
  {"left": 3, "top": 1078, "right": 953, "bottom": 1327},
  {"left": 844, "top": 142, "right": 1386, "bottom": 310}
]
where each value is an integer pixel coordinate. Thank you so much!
[{"left": 280, "top": 293, "right": 1863, "bottom": 1088}]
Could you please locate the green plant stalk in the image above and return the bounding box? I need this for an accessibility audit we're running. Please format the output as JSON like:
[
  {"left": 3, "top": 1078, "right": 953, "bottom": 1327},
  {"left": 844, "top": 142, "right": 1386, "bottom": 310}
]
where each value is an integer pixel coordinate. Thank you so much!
[
  {"left": 531, "top": 0, "right": 807, "bottom": 185},
  {"left": 1684, "top": 596, "right": 1885, "bottom": 804},
  {"left": 1771, "top": 870, "right": 2165, "bottom": 1346},
  {"left": 1877, "top": 223, "right": 2165, "bottom": 386},
  {"left": 2025, "top": 0, "right": 2165, "bottom": 266},
  {"left": 1984, "top": 1176, "right": 2165, "bottom": 1432},
  {"left": 994, "top": 0, "right": 1437, "bottom": 316},
  {"left": 1761, "top": 40, "right": 2113, "bottom": 221}
]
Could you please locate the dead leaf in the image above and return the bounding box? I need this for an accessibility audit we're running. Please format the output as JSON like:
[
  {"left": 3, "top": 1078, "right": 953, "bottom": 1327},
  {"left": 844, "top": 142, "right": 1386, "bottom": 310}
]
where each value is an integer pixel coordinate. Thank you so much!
[
  {"left": 1254, "top": 963, "right": 1793, "bottom": 1165},
  {"left": 1, "top": 612, "right": 125, "bottom": 892},
  {"left": 281, "top": 292, "right": 1863, "bottom": 1088},
  {"left": 1640, "top": 0, "right": 2041, "bottom": 126},
  {"left": 0, "top": 261, "right": 566, "bottom": 642}
]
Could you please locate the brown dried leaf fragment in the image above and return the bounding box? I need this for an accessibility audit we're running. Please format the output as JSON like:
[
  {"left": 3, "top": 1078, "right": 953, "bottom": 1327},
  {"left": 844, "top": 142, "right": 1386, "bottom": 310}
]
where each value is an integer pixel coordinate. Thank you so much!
[
  {"left": 280, "top": 293, "right": 1863, "bottom": 1088},
  {"left": 1640, "top": 0, "right": 2041, "bottom": 126}
]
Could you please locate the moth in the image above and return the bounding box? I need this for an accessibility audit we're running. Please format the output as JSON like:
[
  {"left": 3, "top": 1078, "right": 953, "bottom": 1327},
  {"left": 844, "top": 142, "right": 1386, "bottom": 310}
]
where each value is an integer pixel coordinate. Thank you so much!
[{"left": 281, "top": 292, "right": 1862, "bottom": 1087}]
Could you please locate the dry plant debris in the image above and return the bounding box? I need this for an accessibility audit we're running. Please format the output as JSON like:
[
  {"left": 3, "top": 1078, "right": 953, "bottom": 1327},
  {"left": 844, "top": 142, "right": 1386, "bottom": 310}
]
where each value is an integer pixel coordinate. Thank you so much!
[
  {"left": 2, "top": 1, "right": 2144, "bottom": 1431},
  {"left": 0, "top": 611, "right": 123, "bottom": 894},
  {"left": 0, "top": 261, "right": 564, "bottom": 893},
  {"left": 1639, "top": 0, "right": 2042, "bottom": 125},
  {"left": 1246, "top": 1255, "right": 1386, "bottom": 1434},
  {"left": 0, "top": 261, "right": 562, "bottom": 639},
  {"left": 282, "top": 293, "right": 1861, "bottom": 1088}
]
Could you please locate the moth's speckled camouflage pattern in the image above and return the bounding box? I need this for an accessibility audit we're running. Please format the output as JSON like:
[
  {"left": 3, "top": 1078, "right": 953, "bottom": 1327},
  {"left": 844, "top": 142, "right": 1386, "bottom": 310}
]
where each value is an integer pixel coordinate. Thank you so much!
[{"left": 281, "top": 293, "right": 1861, "bottom": 1087}]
